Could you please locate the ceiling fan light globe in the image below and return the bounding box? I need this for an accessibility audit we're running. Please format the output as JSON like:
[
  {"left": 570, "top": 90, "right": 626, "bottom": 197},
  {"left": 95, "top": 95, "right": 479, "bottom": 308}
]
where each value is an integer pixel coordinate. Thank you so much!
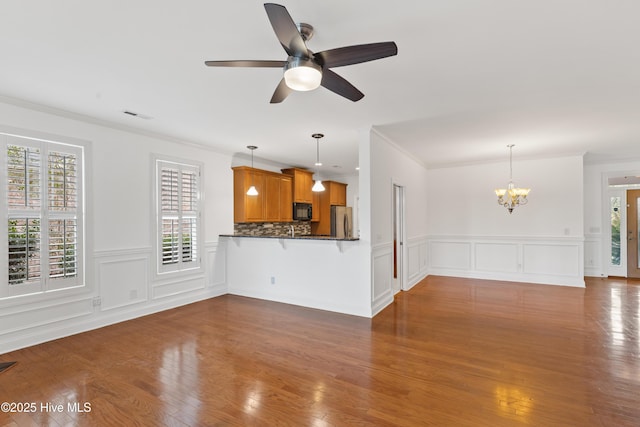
[{"left": 284, "top": 58, "right": 322, "bottom": 91}]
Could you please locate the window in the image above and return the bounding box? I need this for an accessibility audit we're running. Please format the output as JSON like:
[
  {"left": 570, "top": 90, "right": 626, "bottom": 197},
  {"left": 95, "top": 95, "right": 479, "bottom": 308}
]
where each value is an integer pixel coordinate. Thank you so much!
[
  {"left": 156, "top": 158, "right": 201, "bottom": 274},
  {"left": 2, "top": 134, "right": 84, "bottom": 298},
  {"left": 611, "top": 196, "right": 621, "bottom": 266}
]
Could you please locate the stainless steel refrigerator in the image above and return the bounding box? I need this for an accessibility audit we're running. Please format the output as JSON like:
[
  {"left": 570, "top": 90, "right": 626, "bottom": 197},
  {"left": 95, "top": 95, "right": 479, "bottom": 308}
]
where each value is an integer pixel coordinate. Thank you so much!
[{"left": 331, "top": 206, "right": 353, "bottom": 238}]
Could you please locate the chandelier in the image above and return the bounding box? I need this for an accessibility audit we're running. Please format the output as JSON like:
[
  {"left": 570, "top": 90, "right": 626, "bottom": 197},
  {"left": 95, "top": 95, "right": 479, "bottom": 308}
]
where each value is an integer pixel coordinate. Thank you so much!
[{"left": 495, "top": 144, "right": 530, "bottom": 214}]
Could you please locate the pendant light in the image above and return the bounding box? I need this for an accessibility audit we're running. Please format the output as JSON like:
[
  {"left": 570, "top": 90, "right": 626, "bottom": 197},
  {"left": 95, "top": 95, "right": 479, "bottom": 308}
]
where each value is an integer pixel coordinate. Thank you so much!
[
  {"left": 494, "top": 144, "right": 530, "bottom": 213},
  {"left": 311, "top": 133, "right": 325, "bottom": 192},
  {"left": 246, "top": 145, "right": 259, "bottom": 196}
]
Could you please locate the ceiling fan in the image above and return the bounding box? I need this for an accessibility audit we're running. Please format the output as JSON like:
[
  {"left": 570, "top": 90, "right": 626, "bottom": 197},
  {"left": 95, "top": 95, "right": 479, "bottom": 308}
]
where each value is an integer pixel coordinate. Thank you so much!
[{"left": 205, "top": 3, "right": 398, "bottom": 103}]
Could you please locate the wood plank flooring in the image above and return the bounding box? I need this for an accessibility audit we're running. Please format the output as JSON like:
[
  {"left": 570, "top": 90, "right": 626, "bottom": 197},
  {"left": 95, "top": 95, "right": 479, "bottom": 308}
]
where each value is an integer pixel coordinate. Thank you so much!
[{"left": 1, "top": 276, "right": 639, "bottom": 426}]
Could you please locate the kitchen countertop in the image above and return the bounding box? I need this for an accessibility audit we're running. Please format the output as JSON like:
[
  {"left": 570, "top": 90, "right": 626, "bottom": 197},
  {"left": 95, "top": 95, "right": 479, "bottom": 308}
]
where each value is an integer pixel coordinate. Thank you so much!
[{"left": 219, "top": 234, "right": 359, "bottom": 241}]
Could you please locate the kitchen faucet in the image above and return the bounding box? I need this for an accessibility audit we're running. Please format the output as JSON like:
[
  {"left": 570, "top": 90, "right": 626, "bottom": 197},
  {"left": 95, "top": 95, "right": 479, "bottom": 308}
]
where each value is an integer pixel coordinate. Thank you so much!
[{"left": 289, "top": 225, "right": 295, "bottom": 237}]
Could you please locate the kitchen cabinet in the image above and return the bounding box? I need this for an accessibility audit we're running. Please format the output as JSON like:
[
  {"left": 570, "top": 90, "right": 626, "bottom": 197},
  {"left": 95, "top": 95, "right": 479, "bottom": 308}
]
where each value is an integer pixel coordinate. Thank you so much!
[
  {"left": 312, "top": 191, "right": 320, "bottom": 222},
  {"left": 264, "top": 174, "right": 282, "bottom": 222},
  {"left": 311, "top": 180, "right": 348, "bottom": 235},
  {"left": 281, "top": 168, "right": 313, "bottom": 204},
  {"left": 279, "top": 175, "right": 293, "bottom": 221},
  {"left": 233, "top": 166, "right": 293, "bottom": 223},
  {"left": 328, "top": 181, "right": 347, "bottom": 206},
  {"left": 233, "top": 167, "right": 264, "bottom": 222}
]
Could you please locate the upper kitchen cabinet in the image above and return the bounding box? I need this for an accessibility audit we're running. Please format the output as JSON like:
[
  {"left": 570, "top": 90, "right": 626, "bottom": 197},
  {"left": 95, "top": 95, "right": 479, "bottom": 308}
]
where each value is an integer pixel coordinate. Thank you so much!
[
  {"left": 281, "top": 168, "right": 313, "bottom": 204},
  {"left": 328, "top": 181, "right": 347, "bottom": 206},
  {"left": 279, "top": 175, "right": 293, "bottom": 222},
  {"left": 233, "top": 166, "right": 292, "bottom": 223},
  {"left": 233, "top": 166, "right": 264, "bottom": 222},
  {"left": 310, "top": 180, "right": 348, "bottom": 235},
  {"left": 264, "top": 173, "right": 282, "bottom": 222},
  {"left": 312, "top": 191, "right": 320, "bottom": 222}
]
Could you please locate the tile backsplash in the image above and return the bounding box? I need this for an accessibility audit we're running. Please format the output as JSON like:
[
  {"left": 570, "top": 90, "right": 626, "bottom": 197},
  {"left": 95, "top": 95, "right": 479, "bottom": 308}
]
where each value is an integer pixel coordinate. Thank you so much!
[{"left": 234, "top": 221, "right": 311, "bottom": 236}]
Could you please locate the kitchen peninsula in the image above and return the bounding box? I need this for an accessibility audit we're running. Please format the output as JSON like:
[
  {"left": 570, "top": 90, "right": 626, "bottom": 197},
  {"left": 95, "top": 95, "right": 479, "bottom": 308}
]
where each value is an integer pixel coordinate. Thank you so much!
[
  {"left": 222, "top": 165, "right": 371, "bottom": 317},
  {"left": 220, "top": 233, "right": 368, "bottom": 317}
]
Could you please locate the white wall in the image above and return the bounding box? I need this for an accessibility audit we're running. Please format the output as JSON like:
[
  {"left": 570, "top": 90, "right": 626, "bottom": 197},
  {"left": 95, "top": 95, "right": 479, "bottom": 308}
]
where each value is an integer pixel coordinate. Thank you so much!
[
  {"left": 427, "top": 155, "right": 585, "bottom": 287},
  {"left": 369, "top": 129, "right": 429, "bottom": 313},
  {"left": 0, "top": 98, "right": 233, "bottom": 353}
]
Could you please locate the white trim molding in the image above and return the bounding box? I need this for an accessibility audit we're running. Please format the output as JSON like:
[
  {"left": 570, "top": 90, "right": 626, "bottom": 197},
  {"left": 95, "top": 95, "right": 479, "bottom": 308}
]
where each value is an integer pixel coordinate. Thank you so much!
[{"left": 427, "top": 235, "right": 585, "bottom": 287}]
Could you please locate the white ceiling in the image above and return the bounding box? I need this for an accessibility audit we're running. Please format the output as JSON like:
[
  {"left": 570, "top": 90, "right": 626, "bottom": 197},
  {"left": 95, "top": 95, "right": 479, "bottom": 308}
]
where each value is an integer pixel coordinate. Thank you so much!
[{"left": 2, "top": 1, "right": 640, "bottom": 174}]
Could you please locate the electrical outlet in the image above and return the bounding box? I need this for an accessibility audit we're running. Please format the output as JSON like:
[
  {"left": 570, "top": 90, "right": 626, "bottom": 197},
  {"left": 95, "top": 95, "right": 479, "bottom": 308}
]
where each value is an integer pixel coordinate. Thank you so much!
[
  {"left": 92, "top": 296, "right": 101, "bottom": 307},
  {"left": 270, "top": 276, "right": 276, "bottom": 285}
]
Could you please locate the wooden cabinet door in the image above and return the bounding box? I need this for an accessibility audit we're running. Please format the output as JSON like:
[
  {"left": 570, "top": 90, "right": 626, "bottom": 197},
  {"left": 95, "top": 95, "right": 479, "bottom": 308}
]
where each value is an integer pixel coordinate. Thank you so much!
[
  {"left": 264, "top": 174, "right": 281, "bottom": 221},
  {"left": 295, "top": 171, "right": 312, "bottom": 203},
  {"left": 329, "top": 182, "right": 347, "bottom": 206},
  {"left": 280, "top": 176, "right": 293, "bottom": 221},
  {"left": 245, "top": 172, "right": 265, "bottom": 221},
  {"left": 302, "top": 172, "right": 313, "bottom": 203},
  {"left": 312, "top": 190, "right": 320, "bottom": 222},
  {"left": 282, "top": 168, "right": 314, "bottom": 204}
]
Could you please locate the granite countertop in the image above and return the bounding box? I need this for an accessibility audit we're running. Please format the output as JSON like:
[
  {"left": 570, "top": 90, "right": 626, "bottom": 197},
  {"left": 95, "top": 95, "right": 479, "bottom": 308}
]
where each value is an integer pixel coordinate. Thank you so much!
[{"left": 219, "top": 234, "right": 359, "bottom": 241}]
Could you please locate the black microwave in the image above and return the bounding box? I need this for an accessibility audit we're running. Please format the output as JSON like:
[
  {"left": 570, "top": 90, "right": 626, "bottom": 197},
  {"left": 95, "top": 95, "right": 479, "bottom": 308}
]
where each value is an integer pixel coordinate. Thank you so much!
[{"left": 293, "top": 202, "right": 312, "bottom": 221}]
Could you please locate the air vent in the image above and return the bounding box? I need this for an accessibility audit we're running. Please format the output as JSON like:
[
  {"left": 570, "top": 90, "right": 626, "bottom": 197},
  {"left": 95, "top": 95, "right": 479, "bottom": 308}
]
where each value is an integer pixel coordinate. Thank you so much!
[{"left": 122, "top": 110, "right": 152, "bottom": 120}]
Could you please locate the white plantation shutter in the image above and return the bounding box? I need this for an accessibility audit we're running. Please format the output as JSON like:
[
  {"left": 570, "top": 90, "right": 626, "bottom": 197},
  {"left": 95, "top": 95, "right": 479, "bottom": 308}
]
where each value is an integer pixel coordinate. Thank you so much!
[
  {"left": 48, "top": 219, "right": 77, "bottom": 279},
  {"left": 7, "top": 145, "right": 41, "bottom": 209},
  {"left": 48, "top": 150, "right": 78, "bottom": 282},
  {"left": 157, "top": 159, "right": 200, "bottom": 273},
  {"left": 48, "top": 151, "right": 78, "bottom": 210},
  {"left": 3, "top": 135, "right": 84, "bottom": 297},
  {"left": 7, "top": 218, "right": 41, "bottom": 285},
  {"left": 6, "top": 144, "right": 42, "bottom": 289}
]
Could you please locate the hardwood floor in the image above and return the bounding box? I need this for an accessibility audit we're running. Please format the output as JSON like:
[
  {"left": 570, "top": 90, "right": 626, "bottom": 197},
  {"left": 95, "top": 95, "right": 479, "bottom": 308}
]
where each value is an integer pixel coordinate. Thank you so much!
[{"left": 1, "top": 276, "right": 639, "bottom": 426}]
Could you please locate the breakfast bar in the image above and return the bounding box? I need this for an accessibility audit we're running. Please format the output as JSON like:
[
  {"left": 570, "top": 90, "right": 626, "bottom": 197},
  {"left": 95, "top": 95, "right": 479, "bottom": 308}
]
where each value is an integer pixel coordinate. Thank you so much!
[{"left": 220, "top": 234, "right": 371, "bottom": 317}]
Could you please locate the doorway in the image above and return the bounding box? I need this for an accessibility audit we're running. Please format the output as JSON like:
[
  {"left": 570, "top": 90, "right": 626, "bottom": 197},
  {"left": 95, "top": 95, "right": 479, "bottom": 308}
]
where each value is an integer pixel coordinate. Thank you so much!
[
  {"left": 627, "top": 189, "right": 640, "bottom": 278},
  {"left": 393, "top": 184, "right": 405, "bottom": 294}
]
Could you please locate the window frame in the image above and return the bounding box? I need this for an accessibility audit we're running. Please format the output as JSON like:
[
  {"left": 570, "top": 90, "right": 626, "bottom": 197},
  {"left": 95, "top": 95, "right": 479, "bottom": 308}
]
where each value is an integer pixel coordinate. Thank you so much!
[
  {"left": 1, "top": 132, "right": 85, "bottom": 299},
  {"left": 154, "top": 156, "right": 202, "bottom": 276}
]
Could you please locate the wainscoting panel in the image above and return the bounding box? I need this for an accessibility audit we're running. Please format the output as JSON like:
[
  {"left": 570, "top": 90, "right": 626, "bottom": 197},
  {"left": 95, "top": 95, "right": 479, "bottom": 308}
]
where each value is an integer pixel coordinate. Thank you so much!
[
  {"left": 584, "top": 234, "right": 605, "bottom": 277},
  {"left": 206, "top": 241, "right": 227, "bottom": 292},
  {"left": 407, "top": 237, "right": 428, "bottom": 289},
  {"left": 95, "top": 248, "right": 151, "bottom": 311},
  {"left": 523, "top": 244, "right": 580, "bottom": 277},
  {"left": 429, "top": 241, "right": 471, "bottom": 270},
  {"left": 427, "top": 236, "right": 585, "bottom": 287},
  {"left": 475, "top": 243, "right": 518, "bottom": 273},
  {"left": 372, "top": 243, "right": 393, "bottom": 315},
  {"left": 152, "top": 276, "right": 206, "bottom": 300},
  {"left": 0, "top": 297, "right": 93, "bottom": 336}
]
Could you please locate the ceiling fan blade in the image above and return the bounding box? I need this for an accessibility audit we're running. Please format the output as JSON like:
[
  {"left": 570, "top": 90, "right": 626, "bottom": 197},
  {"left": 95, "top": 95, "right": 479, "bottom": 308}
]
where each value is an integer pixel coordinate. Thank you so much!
[
  {"left": 264, "top": 3, "right": 309, "bottom": 57},
  {"left": 270, "top": 78, "right": 293, "bottom": 103},
  {"left": 205, "top": 60, "right": 286, "bottom": 68},
  {"left": 321, "top": 69, "right": 364, "bottom": 102},
  {"left": 315, "top": 42, "right": 398, "bottom": 68}
]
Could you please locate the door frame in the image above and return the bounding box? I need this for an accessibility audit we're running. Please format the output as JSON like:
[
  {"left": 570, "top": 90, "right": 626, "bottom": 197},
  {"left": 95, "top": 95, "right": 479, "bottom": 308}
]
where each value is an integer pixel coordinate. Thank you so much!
[
  {"left": 627, "top": 189, "right": 640, "bottom": 278},
  {"left": 606, "top": 187, "right": 627, "bottom": 277},
  {"left": 392, "top": 181, "right": 406, "bottom": 293},
  {"left": 601, "top": 170, "right": 640, "bottom": 277}
]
